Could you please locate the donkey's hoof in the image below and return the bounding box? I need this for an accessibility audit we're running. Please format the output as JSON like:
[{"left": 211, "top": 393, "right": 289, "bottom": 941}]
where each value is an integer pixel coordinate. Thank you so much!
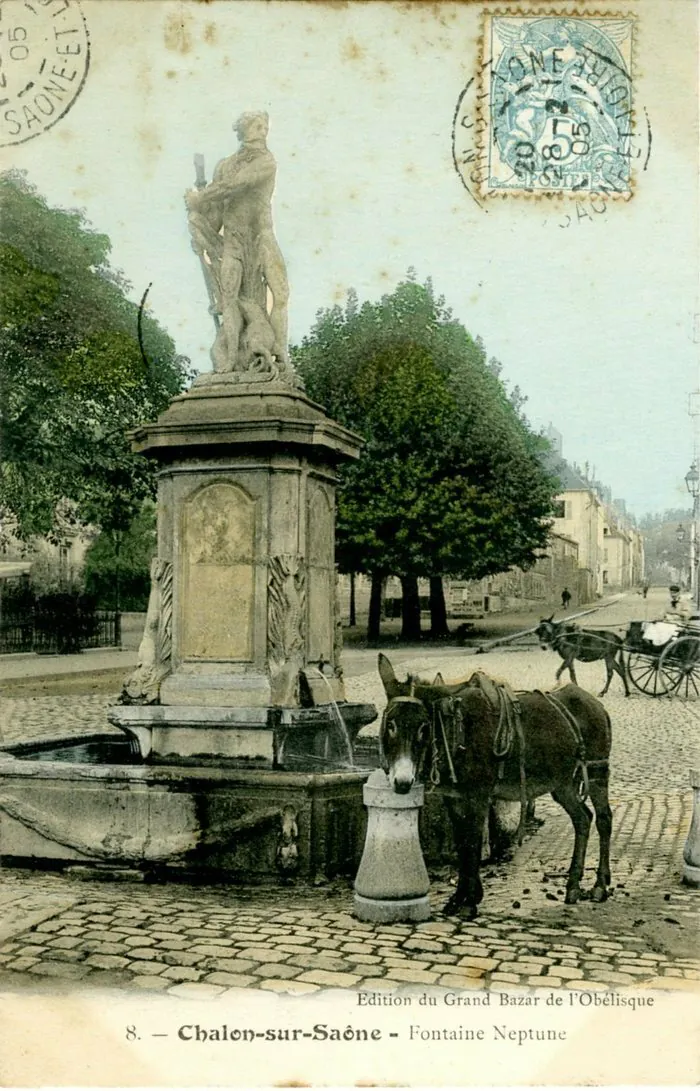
[
  {"left": 591, "top": 885, "right": 608, "bottom": 903},
  {"left": 564, "top": 886, "right": 583, "bottom": 905},
  {"left": 442, "top": 895, "right": 476, "bottom": 920}
]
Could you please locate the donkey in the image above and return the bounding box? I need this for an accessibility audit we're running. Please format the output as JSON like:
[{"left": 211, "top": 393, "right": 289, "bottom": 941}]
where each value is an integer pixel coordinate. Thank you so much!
[
  {"left": 377, "top": 653, "right": 613, "bottom": 920},
  {"left": 535, "top": 616, "right": 630, "bottom": 697}
]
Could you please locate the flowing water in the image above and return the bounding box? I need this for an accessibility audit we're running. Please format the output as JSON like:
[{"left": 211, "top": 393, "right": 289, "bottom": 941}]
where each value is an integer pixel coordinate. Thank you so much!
[{"left": 305, "top": 667, "right": 355, "bottom": 768}]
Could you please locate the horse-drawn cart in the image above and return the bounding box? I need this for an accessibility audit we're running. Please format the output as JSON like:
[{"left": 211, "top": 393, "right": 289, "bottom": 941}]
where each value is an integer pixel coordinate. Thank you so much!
[
  {"left": 532, "top": 615, "right": 700, "bottom": 699},
  {"left": 625, "top": 619, "right": 700, "bottom": 698}
]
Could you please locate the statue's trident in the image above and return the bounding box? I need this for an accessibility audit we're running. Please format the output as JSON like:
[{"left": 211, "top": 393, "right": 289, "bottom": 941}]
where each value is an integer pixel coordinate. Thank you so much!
[{"left": 192, "top": 153, "right": 221, "bottom": 332}]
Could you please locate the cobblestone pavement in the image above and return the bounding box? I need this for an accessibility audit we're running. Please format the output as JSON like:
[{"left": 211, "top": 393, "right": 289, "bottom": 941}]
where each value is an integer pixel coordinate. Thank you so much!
[{"left": 0, "top": 589, "right": 698, "bottom": 996}]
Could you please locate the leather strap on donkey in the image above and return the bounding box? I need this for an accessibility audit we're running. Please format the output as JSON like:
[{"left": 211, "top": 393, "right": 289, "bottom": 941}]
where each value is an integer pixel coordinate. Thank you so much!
[
  {"left": 467, "top": 673, "right": 529, "bottom": 846},
  {"left": 536, "top": 690, "right": 608, "bottom": 804}
]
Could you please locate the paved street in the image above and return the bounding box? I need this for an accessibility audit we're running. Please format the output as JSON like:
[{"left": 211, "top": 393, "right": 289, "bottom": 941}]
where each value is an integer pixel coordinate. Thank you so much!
[{"left": 0, "top": 588, "right": 698, "bottom": 997}]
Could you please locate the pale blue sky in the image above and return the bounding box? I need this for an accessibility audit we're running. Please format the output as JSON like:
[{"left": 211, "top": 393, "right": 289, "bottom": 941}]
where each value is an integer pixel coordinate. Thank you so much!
[{"left": 3, "top": 0, "right": 697, "bottom": 517}]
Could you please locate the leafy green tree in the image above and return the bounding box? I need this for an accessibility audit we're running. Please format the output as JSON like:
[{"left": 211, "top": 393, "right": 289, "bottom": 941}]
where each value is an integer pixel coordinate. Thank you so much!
[
  {"left": 83, "top": 502, "right": 157, "bottom": 612},
  {"left": 637, "top": 510, "right": 691, "bottom": 585},
  {"left": 293, "top": 276, "right": 558, "bottom": 639},
  {"left": 0, "top": 170, "right": 191, "bottom": 541}
]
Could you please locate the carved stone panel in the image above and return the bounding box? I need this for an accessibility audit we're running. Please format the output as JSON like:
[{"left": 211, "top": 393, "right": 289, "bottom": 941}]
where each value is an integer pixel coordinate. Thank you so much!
[
  {"left": 307, "top": 483, "right": 334, "bottom": 663},
  {"left": 268, "top": 554, "right": 306, "bottom": 664},
  {"left": 267, "top": 553, "right": 306, "bottom": 705},
  {"left": 181, "top": 482, "right": 255, "bottom": 660}
]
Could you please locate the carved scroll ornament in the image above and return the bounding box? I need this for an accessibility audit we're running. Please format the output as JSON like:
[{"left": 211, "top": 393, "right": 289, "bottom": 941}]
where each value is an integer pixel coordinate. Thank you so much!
[
  {"left": 119, "top": 558, "right": 173, "bottom": 706},
  {"left": 267, "top": 554, "right": 306, "bottom": 705}
]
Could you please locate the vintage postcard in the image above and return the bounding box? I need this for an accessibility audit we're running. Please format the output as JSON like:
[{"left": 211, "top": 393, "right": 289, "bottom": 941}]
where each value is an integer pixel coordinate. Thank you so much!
[{"left": 0, "top": 0, "right": 698, "bottom": 1086}]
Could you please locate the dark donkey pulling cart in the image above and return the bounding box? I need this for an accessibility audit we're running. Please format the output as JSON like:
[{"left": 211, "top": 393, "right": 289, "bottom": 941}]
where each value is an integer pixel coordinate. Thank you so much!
[{"left": 535, "top": 615, "right": 700, "bottom": 699}]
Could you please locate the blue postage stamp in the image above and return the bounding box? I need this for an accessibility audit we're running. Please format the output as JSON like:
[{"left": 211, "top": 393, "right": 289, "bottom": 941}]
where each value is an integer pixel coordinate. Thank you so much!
[{"left": 480, "top": 13, "right": 635, "bottom": 197}]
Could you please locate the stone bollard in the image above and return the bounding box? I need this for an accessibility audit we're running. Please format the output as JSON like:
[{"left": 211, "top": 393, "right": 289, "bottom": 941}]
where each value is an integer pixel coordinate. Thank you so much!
[
  {"left": 353, "top": 768, "right": 431, "bottom": 922},
  {"left": 682, "top": 769, "right": 700, "bottom": 886}
]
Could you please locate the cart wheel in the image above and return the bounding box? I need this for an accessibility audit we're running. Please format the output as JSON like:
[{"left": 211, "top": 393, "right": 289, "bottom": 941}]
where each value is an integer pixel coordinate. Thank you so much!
[
  {"left": 659, "top": 637, "right": 700, "bottom": 698},
  {"left": 627, "top": 652, "right": 666, "bottom": 696}
]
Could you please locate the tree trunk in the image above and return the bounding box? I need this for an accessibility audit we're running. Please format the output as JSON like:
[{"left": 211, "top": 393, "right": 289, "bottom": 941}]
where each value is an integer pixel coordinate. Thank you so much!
[
  {"left": 429, "top": 575, "right": 450, "bottom": 638},
  {"left": 400, "top": 575, "right": 422, "bottom": 641},
  {"left": 349, "top": 572, "right": 357, "bottom": 628},
  {"left": 367, "top": 572, "right": 383, "bottom": 642},
  {"left": 114, "top": 530, "right": 122, "bottom": 647}
]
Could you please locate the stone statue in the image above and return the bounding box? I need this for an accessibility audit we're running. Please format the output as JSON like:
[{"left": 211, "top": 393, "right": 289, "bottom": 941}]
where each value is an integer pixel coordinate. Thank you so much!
[
  {"left": 185, "top": 111, "right": 293, "bottom": 379},
  {"left": 119, "top": 558, "right": 173, "bottom": 705}
]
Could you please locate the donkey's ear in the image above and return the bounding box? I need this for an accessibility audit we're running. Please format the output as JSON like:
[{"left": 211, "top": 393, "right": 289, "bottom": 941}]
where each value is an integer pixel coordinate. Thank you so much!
[
  {"left": 377, "top": 653, "right": 399, "bottom": 697},
  {"left": 433, "top": 672, "right": 444, "bottom": 686}
]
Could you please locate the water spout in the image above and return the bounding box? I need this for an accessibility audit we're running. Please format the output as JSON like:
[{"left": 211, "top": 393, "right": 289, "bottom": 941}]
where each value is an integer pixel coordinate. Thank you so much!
[{"left": 306, "top": 666, "right": 354, "bottom": 768}]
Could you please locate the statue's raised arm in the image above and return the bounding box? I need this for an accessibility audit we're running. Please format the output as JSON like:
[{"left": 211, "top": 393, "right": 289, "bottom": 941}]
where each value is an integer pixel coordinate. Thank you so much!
[
  {"left": 185, "top": 111, "right": 294, "bottom": 382},
  {"left": 194, "top": 151, "right": 277, "bottom": 210}
]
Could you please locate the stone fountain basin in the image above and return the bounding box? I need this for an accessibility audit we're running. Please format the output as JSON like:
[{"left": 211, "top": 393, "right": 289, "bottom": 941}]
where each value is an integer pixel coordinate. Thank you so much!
[
  {"left": 0, "top": 732, "right": 376, "bottom": 882},
  {"left": 106, "top": 702, "right": 377, "bottom": 768}
]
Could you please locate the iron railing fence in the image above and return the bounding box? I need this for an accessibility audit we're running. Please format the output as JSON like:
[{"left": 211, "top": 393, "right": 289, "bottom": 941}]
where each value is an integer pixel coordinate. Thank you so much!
[{"left": 0, "top": 602, "right": 120, "bottom": 655}]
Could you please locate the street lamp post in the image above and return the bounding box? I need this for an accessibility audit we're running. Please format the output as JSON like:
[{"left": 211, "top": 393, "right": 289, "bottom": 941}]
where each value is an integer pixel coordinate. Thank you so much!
[
  {"left": 685, "top": 462, "right": 700, "bottom": 611},
  {"left": 677, "top": 525, "right": 686, "bottom": 587}
]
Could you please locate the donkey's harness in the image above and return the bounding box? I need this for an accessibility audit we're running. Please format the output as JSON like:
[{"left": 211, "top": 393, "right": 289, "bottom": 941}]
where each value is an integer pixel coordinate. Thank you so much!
[
  {"left": 549, "top": 624, "right": 622, "bottom": 656},
  {"left": 403, "top": 674, "right": 607, "bottom": 844},
  {"left": 537, "top": 691, "right": 590, "bottom": 802},
  {"left": 468, "top": 676, "right": 529, "bottom": 844},
  {"left": 382, "top": 677, "right": 530, "bottom": 842}
]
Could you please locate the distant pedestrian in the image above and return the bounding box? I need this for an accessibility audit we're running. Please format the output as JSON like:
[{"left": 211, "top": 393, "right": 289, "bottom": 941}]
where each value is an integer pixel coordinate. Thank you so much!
[
  {"left": 642, "top": 580, "right": 649, "bottom": 599},
  {"left": 561, "top": 587, "right": 572, "bottom": 610}
]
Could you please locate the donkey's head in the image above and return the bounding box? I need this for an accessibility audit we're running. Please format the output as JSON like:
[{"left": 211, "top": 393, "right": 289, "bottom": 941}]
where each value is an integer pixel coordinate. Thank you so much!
[
  {"left": 377, "top": 653, "right": 431, "bottom": 794},
  {"left": 535, "top": 615, "right": 557, "bottom": 650}
]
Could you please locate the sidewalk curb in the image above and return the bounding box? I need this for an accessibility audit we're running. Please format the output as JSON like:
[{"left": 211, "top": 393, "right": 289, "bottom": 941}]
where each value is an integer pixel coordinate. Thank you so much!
[
  {"left": 0, "top": 646, "right": 127, "bottom": 665},
  {"left": 0, "top": 652, "right": 137, "bottom": 685}
]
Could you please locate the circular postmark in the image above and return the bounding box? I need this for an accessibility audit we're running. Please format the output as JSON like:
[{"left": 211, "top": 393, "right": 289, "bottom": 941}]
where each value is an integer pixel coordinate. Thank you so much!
[
  {"left": 451, "top": 76, "right": 487, "bottom": 210},
  {"left": 0, "top": 0, "right": 90, "bottom": 148},
  {"left": 454, "top": 14, "right": 648, "bottom": 203}
]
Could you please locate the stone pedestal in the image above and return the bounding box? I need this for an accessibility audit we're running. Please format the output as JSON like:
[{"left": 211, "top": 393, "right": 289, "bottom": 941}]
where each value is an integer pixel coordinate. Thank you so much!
[
  {"left": 353, "top": 769, "right": 431, "bottom": 922},
  {"left": 118, "top": 376, "right": 365, "bottom": 759},
  {"left": 683, "top": 769, "right": 700, "bottom": 886},
  {"left": 100, "top": 372, "right": 379, "bottom": 882}
]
